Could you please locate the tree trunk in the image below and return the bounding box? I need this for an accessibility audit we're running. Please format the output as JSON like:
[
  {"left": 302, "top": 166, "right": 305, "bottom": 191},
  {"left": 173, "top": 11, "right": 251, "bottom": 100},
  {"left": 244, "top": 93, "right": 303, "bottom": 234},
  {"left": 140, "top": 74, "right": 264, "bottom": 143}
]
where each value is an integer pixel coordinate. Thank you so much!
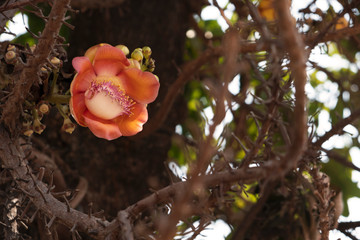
[{"left": 37, "top": 0, "right": 203, "bottom": 217}]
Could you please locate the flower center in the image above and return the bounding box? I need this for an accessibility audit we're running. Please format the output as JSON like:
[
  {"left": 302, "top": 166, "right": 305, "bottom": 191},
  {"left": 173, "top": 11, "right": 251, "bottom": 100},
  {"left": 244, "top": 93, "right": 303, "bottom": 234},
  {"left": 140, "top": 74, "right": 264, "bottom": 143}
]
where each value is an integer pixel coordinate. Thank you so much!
[{"left": 84, "top": 79, "right": 134, "bottom": 120}]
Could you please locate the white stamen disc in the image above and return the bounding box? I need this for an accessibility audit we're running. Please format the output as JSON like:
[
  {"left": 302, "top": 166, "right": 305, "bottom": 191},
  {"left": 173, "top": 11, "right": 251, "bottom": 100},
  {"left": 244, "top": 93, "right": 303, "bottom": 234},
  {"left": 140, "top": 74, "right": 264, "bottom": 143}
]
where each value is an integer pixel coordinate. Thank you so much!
[{"left": 85, "top": 91, "right": 125, "bottom": 120}]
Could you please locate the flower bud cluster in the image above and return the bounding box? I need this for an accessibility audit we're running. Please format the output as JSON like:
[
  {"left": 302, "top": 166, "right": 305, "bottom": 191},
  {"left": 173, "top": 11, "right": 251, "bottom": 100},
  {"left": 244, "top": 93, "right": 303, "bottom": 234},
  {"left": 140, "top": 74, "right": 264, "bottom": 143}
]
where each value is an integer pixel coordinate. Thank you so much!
[
  {"left": 22, "top": 107, "right": 47, "bottom": 137},
  {"left": 22, "top": 101, "right": 76, "bottom": 137},
  {"left": 126, "top": 46, "right": 156, "bottom": 72}
]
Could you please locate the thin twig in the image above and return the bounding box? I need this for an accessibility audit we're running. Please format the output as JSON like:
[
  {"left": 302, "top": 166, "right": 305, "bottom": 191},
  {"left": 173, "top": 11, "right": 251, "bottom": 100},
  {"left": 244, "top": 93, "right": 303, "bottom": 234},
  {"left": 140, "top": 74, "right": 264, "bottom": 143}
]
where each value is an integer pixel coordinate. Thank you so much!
[
  {"left": 314, "top": 108, "right": 360, "bottom": 147},
  {"left": 0, "top": 0, "right": 46, "bottom": 13}
]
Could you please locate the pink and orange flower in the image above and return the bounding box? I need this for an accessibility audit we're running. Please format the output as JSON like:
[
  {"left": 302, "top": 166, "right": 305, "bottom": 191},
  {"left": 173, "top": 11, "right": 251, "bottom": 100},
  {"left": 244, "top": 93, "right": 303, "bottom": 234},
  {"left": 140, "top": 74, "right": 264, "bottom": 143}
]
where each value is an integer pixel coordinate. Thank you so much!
[{"left": 70, "top": 44, "right": 160, "bottom": 140}]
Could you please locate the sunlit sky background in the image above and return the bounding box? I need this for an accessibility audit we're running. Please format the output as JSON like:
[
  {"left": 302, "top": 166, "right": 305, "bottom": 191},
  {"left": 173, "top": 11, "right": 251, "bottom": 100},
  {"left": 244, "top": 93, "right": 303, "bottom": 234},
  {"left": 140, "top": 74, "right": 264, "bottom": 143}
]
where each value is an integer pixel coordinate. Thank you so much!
[{"left": 1, "top": 0, "right": 360, "bottom": 239}]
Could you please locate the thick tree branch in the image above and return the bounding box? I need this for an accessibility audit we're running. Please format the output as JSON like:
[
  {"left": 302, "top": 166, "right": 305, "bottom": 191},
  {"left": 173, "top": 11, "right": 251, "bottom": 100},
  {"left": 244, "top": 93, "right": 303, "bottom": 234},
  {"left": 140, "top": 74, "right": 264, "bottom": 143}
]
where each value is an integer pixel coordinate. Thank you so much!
[
  {"left": 103, "top": 165, "right": 268, "bottom": 236},
  {"left": 324, "top": 149, "right": 360, "bottom": 172},
  {"left": 0, "top": 125, "right": 108, "bottom": 238},
  {"left": 1, "top": 0, "right": 70, "bottom": 133},
  {"left": 275, "top": 0, "right": 308, "bottom": 173}
]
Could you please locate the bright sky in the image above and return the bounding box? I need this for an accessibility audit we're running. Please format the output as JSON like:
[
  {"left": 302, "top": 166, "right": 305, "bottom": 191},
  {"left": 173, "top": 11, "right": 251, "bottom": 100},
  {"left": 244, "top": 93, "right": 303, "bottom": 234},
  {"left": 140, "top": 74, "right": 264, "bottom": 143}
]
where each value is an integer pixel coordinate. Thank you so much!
[
  {"left": 2, "top": 1, "right": 359, "bottom": 239},
  {"left": 0, "top": 13, "right": 28, "bottom": 41}
]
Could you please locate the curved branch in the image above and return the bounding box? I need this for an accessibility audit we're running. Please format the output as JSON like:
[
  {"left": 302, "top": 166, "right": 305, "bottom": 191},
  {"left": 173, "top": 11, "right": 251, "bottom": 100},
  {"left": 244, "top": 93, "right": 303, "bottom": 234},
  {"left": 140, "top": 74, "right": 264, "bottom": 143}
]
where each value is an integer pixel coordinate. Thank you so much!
[{"left": 275, "top": 0, "right": 308, "bottom": 173}]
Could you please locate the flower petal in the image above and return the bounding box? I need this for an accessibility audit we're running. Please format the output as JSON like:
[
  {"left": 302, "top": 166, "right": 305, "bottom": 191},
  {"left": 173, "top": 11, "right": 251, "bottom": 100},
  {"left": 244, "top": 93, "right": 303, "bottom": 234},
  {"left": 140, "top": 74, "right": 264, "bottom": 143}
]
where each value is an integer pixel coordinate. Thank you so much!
[
  {"left": 83, "top": 111, "right": 122, "bottom": 140},
  {"left": 72, "top": 57, "right": 92, "bottom": 73},
  {"left": 84, "top": 43, "right": 109, "bottom": 63},
  {"left": 93, "top": 59, "right": 126, "bottom": 76},
  {"left": 116, "top": 103, "right": 148, "bottom": 136},
  {"left": 92, "top": 45, "right": 130, "bottom": 76},
  {"left": 70, "top": 68, "right": 96, "bottom": 94},
  {"left": 70, "top": 93, "right": 87, "bottom": 126},
  {"left": 119, "top": 68, "right": 160, "bottom": 104},
  {"left": 94, "top": 45, "right": 130, "bottom": 65}
]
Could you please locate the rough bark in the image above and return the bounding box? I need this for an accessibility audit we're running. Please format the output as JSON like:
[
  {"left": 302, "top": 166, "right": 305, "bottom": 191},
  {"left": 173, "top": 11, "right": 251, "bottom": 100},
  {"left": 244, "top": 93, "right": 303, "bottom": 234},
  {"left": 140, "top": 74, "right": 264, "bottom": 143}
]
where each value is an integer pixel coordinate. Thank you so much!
[{"left": 37, "top": 0, "right": 204, "bottom": 217}]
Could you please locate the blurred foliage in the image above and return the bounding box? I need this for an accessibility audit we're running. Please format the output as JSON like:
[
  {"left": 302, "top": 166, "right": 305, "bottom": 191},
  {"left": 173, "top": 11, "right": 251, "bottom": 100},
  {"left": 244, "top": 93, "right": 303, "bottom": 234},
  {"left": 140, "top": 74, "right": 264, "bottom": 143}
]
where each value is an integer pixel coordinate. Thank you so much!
[
  {"left": 169, "top": 1, "right": 360, "bottom": 238},
  {"left": 322, "top": 149, "right": 360, "bottom": 216}
]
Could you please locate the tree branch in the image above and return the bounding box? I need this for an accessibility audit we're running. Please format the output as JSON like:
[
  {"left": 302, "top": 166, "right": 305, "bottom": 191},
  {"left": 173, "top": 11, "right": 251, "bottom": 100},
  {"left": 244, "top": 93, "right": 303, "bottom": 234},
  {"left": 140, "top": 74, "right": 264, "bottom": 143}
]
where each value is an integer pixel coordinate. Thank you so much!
[
  {"left": 275, "top": 0, "right": 308, "bottom": 173},
  {"left": 0, "top": 0, "right": 45, "bottom": 13},
  {"left": 140, "top": 23, "right": 358, "bottom": 138},
  {"left": 338, "top": 221, "right": 360, "bottom": 231},
  {"left": 314, "top": 107, "right": 360, "bottom": 148},
  {"left": 0, "top": 125, "right": 108, "bottom": 239},
  {"left": 1, "top": 0, "right": 70, "bottom": 134},
  {"left": 103, "top": 165, "right": 269, "bottom": 236}
]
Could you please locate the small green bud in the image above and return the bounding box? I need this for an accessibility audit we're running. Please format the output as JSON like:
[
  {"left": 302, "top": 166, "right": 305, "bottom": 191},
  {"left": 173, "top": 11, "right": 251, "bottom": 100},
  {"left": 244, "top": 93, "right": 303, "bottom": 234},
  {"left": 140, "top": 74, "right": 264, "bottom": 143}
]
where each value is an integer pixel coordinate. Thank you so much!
[
  {"left": 116, "top": 44, "right": 130, "bottom": 56},
  {"left": 142, "top": 46, "right": 152, "bottom": 59},
  {"left": 131, "top": 49, "right": 143, "bottom": 62}
]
